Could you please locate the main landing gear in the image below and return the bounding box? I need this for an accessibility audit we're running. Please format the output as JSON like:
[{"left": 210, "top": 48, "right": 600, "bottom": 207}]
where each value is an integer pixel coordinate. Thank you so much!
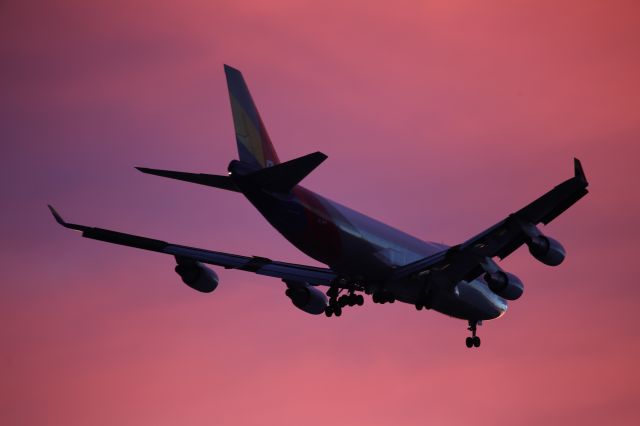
[
  {"left": 465, "top": 320, "right": 481, "bottom": 348},
  {"left": 324, "top": 287, "right": 364, "bottom": 317},
  {"left": 415, "top": 286, "right": 434, "bottom": 311},
  {"left": 372, "top": 291, "right": 395, "bottom": 304}
]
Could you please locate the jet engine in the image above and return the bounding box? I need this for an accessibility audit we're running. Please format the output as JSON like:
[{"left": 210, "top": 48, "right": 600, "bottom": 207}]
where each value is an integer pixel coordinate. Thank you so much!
[
  {"left": 484, "top": 271, "right": 524, "bottom": 300},
  {"left": 175, "top": 260, "right": 219, "bottom": 293},
  {"left": 527, "top": 235, "right": 566, "bottom": 266},
  {"left": 284, "top": 281, "right": 328, "bottom": 315}
]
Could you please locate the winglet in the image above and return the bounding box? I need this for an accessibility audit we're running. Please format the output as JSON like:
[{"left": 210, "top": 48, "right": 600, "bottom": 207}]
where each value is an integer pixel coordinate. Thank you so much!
[
  {"left": 574, "top": 158, "right": 588, "bottom": 185},
  {"left": 47, "top": 205, "right": 88, "bottom": 232},
  {"left": 48, "top": 204, "right": 65, "bottom": 225}
]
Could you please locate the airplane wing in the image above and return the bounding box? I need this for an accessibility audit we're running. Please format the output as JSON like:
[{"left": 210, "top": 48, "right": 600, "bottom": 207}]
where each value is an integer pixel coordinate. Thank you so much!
[
  {"left": 391, "top": 159, "right": 589, "bottom": 286},
  {"left": 48, "top": 206, "right": 337, "bottom": 286}
]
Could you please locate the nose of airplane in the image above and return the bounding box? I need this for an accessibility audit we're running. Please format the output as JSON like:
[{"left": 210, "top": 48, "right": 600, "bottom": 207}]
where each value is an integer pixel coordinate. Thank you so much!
[
  {"left": 457, "top": 280, "right": 509, "bottom": 320},
  {"left": 484, "top": 287, "right": 509, "bottom": 319}
]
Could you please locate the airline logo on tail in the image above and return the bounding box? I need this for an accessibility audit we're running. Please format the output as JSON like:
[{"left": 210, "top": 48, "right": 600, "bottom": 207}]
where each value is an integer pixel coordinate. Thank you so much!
[{"left": 224, "top": 65, "right": 280, "bottom": 169}]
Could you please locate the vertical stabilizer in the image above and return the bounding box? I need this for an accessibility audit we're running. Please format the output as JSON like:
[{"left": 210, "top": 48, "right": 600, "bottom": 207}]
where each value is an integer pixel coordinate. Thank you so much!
[{"left": 224, "top": 65, "right": 280, "bottom": 169}]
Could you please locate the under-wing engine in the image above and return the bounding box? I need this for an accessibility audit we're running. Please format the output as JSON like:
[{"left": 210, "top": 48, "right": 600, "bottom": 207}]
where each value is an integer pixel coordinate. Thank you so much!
[
  {"left": 284, "top": 280, "right": 328, "bottom": 315},
  {"left": 527, "top": 235, "right": 566, "bottom": 266},
  {"left": 483, "top": 271, "right": 524, "bottom": 300},
  {"left": 175, "top": 258, "right": 219, "bottom": 293},
  {"left": 519, "top": 222, "right": 566, "bottom": 266}
]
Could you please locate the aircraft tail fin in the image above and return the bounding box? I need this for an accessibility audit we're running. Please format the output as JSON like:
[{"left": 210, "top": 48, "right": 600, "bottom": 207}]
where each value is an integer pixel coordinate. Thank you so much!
[
  {"left": 224, "top": 64, "right": 280, "bottom": 169},
  {"left": 246, "top": 151, "right": 327, "bottom": 193}
]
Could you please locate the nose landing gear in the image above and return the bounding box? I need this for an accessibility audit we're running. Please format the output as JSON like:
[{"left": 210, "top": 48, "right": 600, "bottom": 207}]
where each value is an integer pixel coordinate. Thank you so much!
[{"left": 465, "top": 320, "right": 481, "bottom": 348}]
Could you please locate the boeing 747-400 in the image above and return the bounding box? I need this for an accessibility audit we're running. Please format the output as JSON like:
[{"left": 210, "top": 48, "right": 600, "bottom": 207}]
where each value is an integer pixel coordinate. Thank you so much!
[{"left": 49, "top": 65, "right": 589, "bottom": 348}]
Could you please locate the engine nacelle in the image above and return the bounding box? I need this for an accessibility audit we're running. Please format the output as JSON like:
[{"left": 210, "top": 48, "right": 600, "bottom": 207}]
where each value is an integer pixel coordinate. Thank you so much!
[
  {"left": 484, "top": 271, "right": 524, "bottom": 300},
  {"left": 284, "top": 281, "right": 328, "bottom": 315},
  {"left": 527, "top": 235, "right": 565, "bottom": 266},
  {"left": 175, "top": 261, "right": 219, "bottom": 293}
]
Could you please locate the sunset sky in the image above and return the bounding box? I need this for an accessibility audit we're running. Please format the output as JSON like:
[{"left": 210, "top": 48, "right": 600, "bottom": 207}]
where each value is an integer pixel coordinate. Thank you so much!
[{"left": 2, "top": 1, "right": 639, "bottom": 424}]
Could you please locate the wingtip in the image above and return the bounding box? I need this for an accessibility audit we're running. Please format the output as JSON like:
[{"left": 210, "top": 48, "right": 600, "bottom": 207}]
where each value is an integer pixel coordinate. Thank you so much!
[
  {"left": 306, "top": 151, "right": 328, "bottom": 163},
  {"left": 47, "top": 205, "right": 88, "bottom": 232},
  {"left": 136, "top": 167, "right": 166, "bottom": 177},
  {"left": 48, "top": 204, "right": 65, "bottom": 226},
  {"left": 573, "top": 158, "right": 587, "bottom": 184},
  {"left": 315, "top": 151, "right": 328, "bottom": 161}
]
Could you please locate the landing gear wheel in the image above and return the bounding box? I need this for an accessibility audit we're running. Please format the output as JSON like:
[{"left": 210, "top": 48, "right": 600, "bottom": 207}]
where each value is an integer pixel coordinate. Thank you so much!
[
  {"left": 356, "top": 295, "right": 364, "bottom": 306},
  {"left": 466, "top": 320, "right": 481, "bottom": 348},
  {"left": 347, "top": 294, "right": 356, "bottom": 306},
  {"left": 373, "top": 292, "right": 395, "bottom": 303},
  {"left": 334, "top": 306, "right": 342, "bottom": 317},
  {"left": 327, "top": 287, "right": 339, "bottom": 299},
  {"left": 325, "top": 306, "right": 333, "bottom": 317},
  {"left": 415, "top": 303, "right": 423, "bottom": 311}
]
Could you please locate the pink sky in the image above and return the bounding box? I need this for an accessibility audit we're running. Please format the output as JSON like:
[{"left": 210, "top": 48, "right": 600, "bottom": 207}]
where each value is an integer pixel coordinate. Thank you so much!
[{"left": 2, "top": 1, "right": 639, "bottom": 424}]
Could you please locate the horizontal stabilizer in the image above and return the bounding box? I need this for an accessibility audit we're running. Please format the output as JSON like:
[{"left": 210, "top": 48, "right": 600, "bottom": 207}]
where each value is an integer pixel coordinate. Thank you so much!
[
  {"left": 247, "top": 151, "right": 327, "bottom": 193},
  {"left": 136, "top": 167, "right": 240, "bottom": 192}
]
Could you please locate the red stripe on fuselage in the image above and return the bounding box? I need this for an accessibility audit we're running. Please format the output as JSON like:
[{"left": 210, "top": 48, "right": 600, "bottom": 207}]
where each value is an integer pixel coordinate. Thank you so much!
[{"left": 291, "top": 186, "right": 342, "bottom": 266}]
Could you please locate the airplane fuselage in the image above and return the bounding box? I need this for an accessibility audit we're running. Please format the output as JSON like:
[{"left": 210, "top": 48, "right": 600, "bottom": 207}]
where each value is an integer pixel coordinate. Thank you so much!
[{"left": 232, "top": 165, "right": 508, "bottom": 321}]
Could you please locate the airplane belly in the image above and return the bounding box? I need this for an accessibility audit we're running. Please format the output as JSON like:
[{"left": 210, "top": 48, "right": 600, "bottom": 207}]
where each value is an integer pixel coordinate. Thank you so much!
[
  {"left": 245, "top": 186, "right": 445, "bottom": 281},
  {"left": 432, "top": 280, "right": 508, "bottom": 321},
  {"left": 252, "top": 187, "right": 389, "bottom": 278},
  {"left": 259, "top": 197, "right": 341, "bottom": 265}
]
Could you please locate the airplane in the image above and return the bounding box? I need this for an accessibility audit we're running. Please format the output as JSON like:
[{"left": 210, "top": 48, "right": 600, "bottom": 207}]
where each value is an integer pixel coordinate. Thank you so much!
[{"left": 49, "top": 64, "right": 589, "bottom": 348}]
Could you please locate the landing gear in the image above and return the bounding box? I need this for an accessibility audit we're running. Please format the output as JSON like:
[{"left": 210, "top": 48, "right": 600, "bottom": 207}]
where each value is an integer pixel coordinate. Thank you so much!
[
  {"left": 327, "top": 286, "right": 339, "bottom": 300},
  {"left": 338, "top": 293, "right": 364, "bottom": 307},
  {"left": 415, "top": 300, "right": 430, "bottom": 310},
  {"left": 324, "top": 304, "right": 342, "bottom": 317},
  {"left": 325, "top": 286, "right": 364, "bottom": 317},
  {"left": 466, "top": 320, "right": 481, "bottom": 348},
  {"left": 346, "top": 294, "right": 361, "bottom": 306},
  {"left": 325, "top": 286, "right": 339, "bottom": 317},
  {"left": 415, "top": 293, "right": 432, "bottom": 311},
  {"left": 372, "top": 291, "right": 395, "bottom": 304}
]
